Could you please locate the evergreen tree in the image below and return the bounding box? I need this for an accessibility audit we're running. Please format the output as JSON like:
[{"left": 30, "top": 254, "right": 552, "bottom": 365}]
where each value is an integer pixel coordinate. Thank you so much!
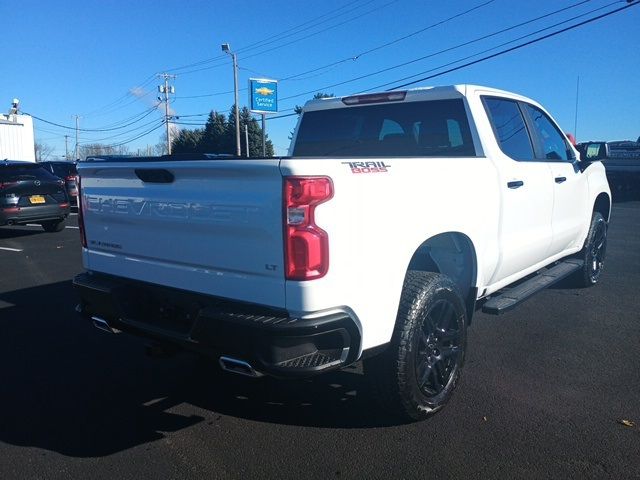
[
  {"left": 172, "top": 129, "right": 204, "bottom": 154},
  {"left": 201, "top": 111, "right": 230, "bottom": 154},
  {"left": 229, "top": 105, "right": 274, "bottom": 157},
  {"left": 166, "top": 106, "right": 274, "bottom": 157},
  {"left": 294, "top": 92, "right": 334, "bottom": 115}
]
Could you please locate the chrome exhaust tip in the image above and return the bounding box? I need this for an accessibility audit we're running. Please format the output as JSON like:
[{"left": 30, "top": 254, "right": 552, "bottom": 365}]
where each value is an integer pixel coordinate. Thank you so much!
[
  {"left": 91, "top": 316, "right": 121, "bottom": 334},
  {"left": 219, "top": 356, "right": 263, "bottom": 378}
]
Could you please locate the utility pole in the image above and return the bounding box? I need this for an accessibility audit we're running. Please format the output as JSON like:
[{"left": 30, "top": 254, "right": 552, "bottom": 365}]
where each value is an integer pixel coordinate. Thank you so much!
[
  {"left": 222, "top": 43, "right": 241, "bottom": 157},
  {"left": 244, "top": 124, "right": 249, "bottom": 157},
  {"left": 64, "top": 135, "right": 69, "bottom": 161},
  {"left": 73, "top": 115, "right": 81, "bottom": 160},
  {"left": 261, "top": 114, "right": 266, "bottom": 156},
  {"left": 158, "top": 73, "right": 176, "bottom": 155},
  {"left": 573, "top": 76, "right": 580, "bottom": 141}
]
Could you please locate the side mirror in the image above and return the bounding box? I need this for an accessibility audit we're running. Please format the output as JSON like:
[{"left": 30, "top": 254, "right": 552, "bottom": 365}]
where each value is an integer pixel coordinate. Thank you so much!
[{"left": 583, "top": 142, "right": 609, "bottom": 161}]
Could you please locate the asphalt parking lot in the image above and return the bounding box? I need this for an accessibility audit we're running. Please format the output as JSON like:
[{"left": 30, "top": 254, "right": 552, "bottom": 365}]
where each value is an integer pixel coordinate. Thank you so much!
[{"left": 1, "top": 201, "right": 639, "bottom": 479}]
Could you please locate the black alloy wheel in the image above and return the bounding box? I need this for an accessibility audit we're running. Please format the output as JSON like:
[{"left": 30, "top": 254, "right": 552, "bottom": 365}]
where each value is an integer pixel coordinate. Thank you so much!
[
  {"left": 587, "top": 216, "right": 607, "bottom": 283},
  {"left": 573, "top": 211, "right": 607, "bottom": 287},
  {"left": 415, "top": 299, "right": 463, "bottom": 398},
  {"left": 365, "top": 271, "right": 467, "bottom": 421}
]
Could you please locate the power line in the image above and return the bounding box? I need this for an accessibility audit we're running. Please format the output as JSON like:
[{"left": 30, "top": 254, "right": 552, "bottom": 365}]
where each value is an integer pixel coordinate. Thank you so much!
[
  {"left": 246, "top": 1, "right": 636, "bottom": 126},
  {"left": 26, "top": 105, "right": 161, "bottom": 132},
  {"left": 386, "top": 1, "right": 638, "bottom": 90},
  {"left": 362, "top": 1, "right": 617, "bottom": 92},
  {"left": 175, "top": 0, "right": 498, "bottom": 99},
  {"left": 86, "top": 104, "right": 161, "bottom": 130},
  {"left": 333, "top": 0, "right": 496, "bottom": 64},
  {"left": 175, "top": 0, "right": 402, "bottom": 76},
  {"left": 78, "top": 117, "right": 166, "bottom": 144},
  {"left": 77, "top": 0, "right": 636, "bottom": 145},
  {"left": 276, "top": 0, "right": 617, "bottom": 104},
  {"left": 164, "top": 0, "right": 375, "bottom": 74},
  {"left": 79, "top": 75, "right": 157, "bottom": 118},
  {"left": 100, "top": 121, "right": 166, "bottom": 149}
]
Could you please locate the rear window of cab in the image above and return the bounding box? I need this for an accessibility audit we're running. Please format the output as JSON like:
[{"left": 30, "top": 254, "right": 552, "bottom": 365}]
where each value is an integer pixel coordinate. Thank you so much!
[
  {"left": 0, "top": 164, "right": 58, "bottom": 182},
  {"left": 293, "top": 99, "right": 477, "bottom": 157}
]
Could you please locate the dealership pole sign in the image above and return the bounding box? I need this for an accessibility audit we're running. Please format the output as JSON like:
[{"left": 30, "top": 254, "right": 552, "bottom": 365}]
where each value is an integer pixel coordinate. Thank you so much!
[
  {"left": 249, "top": 78, "right": 278, "bottom": 156},
  {"left": 249, "top": 78, "right": 278, "bottom": 114}
]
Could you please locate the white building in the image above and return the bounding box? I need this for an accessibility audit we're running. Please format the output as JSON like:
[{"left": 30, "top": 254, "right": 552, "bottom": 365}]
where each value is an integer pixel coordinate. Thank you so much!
[{"left": 0, "top": 108, "right": 36, "bottom": 162}]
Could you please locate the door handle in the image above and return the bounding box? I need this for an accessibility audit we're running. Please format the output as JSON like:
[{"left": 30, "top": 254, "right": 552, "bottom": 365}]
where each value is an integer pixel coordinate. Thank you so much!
[
  {"left": 507, "top": 180, "right": 524, "bottom": 189},
  {"left": 135, "top": 169, "right": 175, "bottom": 183},
  {"left": 555, "top": 176, "right": 567, "bottom": 184}
]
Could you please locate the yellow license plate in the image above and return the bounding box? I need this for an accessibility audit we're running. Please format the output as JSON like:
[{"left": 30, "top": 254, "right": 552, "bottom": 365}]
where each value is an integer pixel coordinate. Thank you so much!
[{"left": 29, "top": 195, "right": 45, "bottom": 204}]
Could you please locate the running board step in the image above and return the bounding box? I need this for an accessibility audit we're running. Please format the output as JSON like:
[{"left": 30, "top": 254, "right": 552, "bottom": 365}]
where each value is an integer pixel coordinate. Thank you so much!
[{"left": 482, "top": 259, "right": 583, "bottom": 315}]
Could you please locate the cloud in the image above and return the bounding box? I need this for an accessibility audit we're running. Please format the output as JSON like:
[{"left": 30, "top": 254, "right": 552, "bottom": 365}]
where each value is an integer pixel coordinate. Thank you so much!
[{"left": 129, "top": 86, "right": 176, "bottom": 116}]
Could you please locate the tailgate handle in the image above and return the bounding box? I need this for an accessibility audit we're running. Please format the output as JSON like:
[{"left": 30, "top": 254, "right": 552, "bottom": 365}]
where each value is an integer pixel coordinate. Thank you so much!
[{"left": 135, "top": 169, "right": 174, "bottom": 184}]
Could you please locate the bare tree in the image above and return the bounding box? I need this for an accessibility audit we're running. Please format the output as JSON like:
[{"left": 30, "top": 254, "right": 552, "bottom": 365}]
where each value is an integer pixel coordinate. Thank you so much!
[
  {"left": 78, "top": 144, "right": 130, "bottom": 159},
  {"left": 34, "top": 142, "right": 54, "bottom": 162}
]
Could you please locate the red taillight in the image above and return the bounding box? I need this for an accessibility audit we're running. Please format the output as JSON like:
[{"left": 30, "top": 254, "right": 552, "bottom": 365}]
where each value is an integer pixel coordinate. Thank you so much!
[
  {"left": 0, "top": 181, "right": 17, "bottom": 190},
  {"left": 65, "top": 175, "right": 75, "bottom": 181},
  {"left": 77, "top": 175, "right": 87, "bottom": 248},
  {"left": 284, "top": 176, "right": 333, "bottom": 281}
]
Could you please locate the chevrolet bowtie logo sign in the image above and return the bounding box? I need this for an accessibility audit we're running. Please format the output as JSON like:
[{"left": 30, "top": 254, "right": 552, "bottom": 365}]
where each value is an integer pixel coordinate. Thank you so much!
[{"left": 250, "top": 78, "right": 278, "bottom": 114}]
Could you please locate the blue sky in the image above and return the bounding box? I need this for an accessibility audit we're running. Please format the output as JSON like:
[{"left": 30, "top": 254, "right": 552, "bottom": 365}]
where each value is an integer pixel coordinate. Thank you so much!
[{"left": 3, "top": 0, "right": 639, "bottom": 158}]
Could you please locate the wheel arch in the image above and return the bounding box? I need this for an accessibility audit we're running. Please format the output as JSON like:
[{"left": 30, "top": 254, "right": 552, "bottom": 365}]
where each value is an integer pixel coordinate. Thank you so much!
[
  {"left": 593, "top": 192, "right": 611, "bottom": 222},
  {"left": 407, "top": 231, "right": 478, "bottom": 323}
]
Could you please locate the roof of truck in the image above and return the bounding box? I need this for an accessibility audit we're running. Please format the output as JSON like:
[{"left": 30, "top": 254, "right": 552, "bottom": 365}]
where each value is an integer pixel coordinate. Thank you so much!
[{"left": 302, "top": 85, "right": 535, "bottom": 112}]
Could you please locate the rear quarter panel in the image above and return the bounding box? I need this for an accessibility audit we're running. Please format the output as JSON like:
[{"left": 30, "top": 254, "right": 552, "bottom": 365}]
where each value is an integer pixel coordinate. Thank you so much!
[{"left": 280, "top": 156, "right": 500, "bottom": 350}]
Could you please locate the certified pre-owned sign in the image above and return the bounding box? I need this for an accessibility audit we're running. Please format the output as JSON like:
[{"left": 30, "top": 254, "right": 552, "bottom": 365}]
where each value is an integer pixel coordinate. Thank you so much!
[{"left": 249, "top": 78, "right": 278, "bottom": 114}]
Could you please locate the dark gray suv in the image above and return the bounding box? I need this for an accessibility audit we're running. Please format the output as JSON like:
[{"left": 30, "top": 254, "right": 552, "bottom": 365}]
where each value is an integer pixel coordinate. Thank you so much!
[{"left": 0, "top": 161, "right": 70, "bottom": 232}]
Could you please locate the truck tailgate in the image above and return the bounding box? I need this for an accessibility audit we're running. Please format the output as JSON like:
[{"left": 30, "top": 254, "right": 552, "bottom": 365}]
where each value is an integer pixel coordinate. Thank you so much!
[{"left": 78, "top": 160, "right": 286, "bottom": 308}]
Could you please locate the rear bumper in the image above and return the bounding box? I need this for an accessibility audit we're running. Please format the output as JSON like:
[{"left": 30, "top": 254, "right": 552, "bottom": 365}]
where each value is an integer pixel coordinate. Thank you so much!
[
  {"left": 73, "top": 272, "right": 362, "bottom": 378},
  {"left": 0, "top": 204, "right": 69, "bottom": 225}
]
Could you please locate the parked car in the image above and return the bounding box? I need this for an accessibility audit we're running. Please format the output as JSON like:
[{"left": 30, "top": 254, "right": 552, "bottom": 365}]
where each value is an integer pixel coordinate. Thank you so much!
[
  {"left": 0, "top": 161, "right": 70, "bottom": 232},
  {"left": 39, "top": 161, "right": 78, "bottom": 206}
]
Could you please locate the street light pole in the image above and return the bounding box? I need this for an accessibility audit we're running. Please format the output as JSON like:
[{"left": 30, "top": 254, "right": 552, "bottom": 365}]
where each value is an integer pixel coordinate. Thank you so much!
[{"left": 222, "top": 43, "right": 241, "bottom": 157}]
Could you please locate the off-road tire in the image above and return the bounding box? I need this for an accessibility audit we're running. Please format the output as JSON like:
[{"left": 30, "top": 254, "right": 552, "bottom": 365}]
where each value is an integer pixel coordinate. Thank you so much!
[
  {"left": 364, "top": 271, "right": 467, "bottom": 421},
  {"left": 572, "top": 211, "right": 607, "bottom": 287}
]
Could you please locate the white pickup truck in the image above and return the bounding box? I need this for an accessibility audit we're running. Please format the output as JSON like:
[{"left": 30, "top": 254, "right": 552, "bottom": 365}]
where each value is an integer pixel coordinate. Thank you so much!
[{"left": 74, "top": 85, "right": 611, "bottom": 421}]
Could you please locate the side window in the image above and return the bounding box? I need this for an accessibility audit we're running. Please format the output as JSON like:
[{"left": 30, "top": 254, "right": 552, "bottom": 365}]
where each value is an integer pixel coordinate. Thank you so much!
[
  {"left": 483, "top": 97, "right": 535, "bottom": 161},
  {"left": 522, "top": 104, "right": 570, "bottom": 161}
]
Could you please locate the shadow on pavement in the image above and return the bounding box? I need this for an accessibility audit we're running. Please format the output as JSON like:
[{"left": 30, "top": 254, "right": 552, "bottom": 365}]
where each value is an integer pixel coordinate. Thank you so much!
[
  {"left": 0, "top": 281, "right": 397, "bottom": 458},
  {"left": 0, "top": 227, "right": 45, "bottom": 239}
]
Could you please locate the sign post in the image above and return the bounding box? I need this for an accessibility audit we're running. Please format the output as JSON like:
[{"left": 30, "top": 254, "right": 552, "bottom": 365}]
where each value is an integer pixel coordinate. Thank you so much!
[{"left": 249, "top": 78, "right": 278, "bottom": 156}]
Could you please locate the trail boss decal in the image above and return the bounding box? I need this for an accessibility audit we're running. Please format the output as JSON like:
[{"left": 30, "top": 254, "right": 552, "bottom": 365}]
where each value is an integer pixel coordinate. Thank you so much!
[{"left": 341, "top": 161, "right": 391, "bottom": 174}]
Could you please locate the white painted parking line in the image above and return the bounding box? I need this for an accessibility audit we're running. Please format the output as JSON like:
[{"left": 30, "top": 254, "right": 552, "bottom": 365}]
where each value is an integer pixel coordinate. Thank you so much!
[
  {"left": 66, "top": 226, "right": 80, "bottom": 229},
  {"left": 0, "top": 246, "right": 23, "bottom": 252}
]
